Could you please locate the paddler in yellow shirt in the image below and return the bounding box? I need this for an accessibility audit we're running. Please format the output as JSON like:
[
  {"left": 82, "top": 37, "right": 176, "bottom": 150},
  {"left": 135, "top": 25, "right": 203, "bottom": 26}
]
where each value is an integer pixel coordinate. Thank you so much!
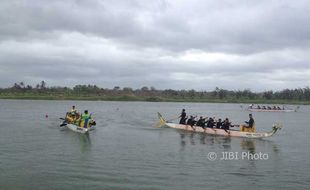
[
  {"left": 70, "top": 106, "right": 77, "bottom": 115},
  {"left": 66, "top": 105, "right": 80, "bottom": 123}
]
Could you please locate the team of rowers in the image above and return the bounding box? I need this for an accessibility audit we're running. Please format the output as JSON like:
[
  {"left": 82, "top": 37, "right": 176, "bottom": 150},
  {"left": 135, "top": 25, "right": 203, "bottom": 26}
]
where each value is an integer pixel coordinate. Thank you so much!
[
  {"left": 65, "top": 105, "right": 94, "bottom": 127},
  {"left": 179, "top": 109, "right": 255, "bottom": 132},
  {"left": 248, "top": 104, "right": 285, "bottom": 110}
]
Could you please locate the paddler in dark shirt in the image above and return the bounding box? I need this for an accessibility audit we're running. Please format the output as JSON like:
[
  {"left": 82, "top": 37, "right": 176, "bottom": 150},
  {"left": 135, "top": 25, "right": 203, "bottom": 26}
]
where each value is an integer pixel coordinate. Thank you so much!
[
  {"left": 187, "top": 116, "right": 196, "bottom": 130},
  {"left": 196, "top": 116, "right": 203, "bottom": 127},
  {"left": 221, "top": 118, "right": 230, "bottom": 130},
  {"left": 196, "top": 116, "right": 207, "bottom": 129},
  {"left": 221, "top": 118, "right": 231, "bottom": 134},
  {"left": 245, "top": 114, "right": 254, "bottom": 128},
  {"left": 206, "top": 117, "right": 215, "bottom": 128},
  {"left": 179, "top": 109, "right": 187, "bottom": 124},
  {"left": 186, "top": 115, "right": 193, "bottom": 125},
  {"left": 216, "top": 118, "right": 222, "bottom": 129}
]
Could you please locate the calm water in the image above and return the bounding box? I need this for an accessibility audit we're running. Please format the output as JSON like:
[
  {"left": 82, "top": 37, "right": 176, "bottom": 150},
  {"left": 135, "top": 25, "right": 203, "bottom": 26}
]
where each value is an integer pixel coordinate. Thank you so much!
[{"left": 0, "top": 100, "right": 309, "bottom": 190}]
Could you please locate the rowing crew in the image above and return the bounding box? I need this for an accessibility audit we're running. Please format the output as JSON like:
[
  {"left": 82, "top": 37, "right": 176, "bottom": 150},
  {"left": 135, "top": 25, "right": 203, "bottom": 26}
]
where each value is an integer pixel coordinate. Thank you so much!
[
  {"left": 248, "top": 104, "right": 284, "bottom": 110},
  {"left": 179, "top": 109, "right": 255, "bottom": 132},
  {"left": 65, "top": 106, "right": 95, "bottom": 128},
  {"left": 185, "top": 115, "right": 232, "bottom": 130}
]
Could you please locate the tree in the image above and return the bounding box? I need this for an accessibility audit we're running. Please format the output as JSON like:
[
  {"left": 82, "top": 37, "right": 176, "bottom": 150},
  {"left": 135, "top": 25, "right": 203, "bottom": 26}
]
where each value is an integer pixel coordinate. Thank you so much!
[
  {"left": 19, "top": 82, "right": 25, "bottom": 88},
  {"left": 26, "top": 85, "right": 32, "bottom": 90},
  {"left": 40, "top": 81, "right": 46, "bottom": 89},
  {"left": 141, "top": 86, "right": 149, "bottom": 91},
  {"left": 13, "top": 83, "right": 21, "bottom": 89},
  {"left": 113, "top": 86, "right": 120, "bottom": 91},
  {"left": 263, "top": 91, "right": 273, "bottom": 100},
  {"left": 218, "top": 89, "right": 227, "bottom": 99}
]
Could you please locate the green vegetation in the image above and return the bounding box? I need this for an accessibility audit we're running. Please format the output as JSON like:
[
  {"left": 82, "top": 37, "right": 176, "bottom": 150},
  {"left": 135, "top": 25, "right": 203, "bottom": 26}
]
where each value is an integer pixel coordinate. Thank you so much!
[{"left": 1, "top": 81, "right": 310, "bottom": 104}]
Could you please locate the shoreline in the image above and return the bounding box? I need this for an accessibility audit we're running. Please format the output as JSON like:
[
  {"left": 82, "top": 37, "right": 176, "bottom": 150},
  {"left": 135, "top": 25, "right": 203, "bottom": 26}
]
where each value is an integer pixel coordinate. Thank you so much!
[{"left": 0, "top": 96, "right": 308, "bottom": 105}]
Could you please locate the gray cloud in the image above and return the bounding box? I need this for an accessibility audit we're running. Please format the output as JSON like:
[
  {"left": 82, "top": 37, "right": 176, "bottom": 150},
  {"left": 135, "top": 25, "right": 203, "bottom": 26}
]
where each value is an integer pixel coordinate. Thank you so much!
[{"left": 0, "top": 0, "right": 310, "bottom": 91}]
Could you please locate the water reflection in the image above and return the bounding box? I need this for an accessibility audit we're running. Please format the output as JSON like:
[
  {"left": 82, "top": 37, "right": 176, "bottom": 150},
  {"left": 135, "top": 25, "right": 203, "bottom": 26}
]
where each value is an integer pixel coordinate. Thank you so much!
[
  {"left": 62, "top": 129, "right": 92, "bottom": 153},
  {"left": 177, "top": 130, "right": 279, "bottom": 157},
  {"left": 79, "top": 133, "right": 91, "bottom": 153},
  {"left": 241, "top": 139, "right": 256, "bottom": 154},
  {"left": 178, "top": 131, "right": 232, "bottom": 149}
]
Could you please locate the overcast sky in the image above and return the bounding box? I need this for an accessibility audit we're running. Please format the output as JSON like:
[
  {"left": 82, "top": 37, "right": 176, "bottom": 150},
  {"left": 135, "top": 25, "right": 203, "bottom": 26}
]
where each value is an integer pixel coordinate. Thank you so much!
[{"left": 0, "top": 0, "right": 310, "bottom": 91}]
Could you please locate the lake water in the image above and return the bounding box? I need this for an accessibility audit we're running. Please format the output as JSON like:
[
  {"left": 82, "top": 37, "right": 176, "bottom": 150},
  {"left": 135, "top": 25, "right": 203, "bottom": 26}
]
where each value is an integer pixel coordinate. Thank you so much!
[{"left": 0, "top": 100, "right": 309, "bottom": 190}]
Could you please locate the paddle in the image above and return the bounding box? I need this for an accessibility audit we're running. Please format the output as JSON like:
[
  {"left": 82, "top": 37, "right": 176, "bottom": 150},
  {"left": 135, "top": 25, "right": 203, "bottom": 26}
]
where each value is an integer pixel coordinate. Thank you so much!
[
  {"left": 166, "top": 116, "right": 180, "bottom": 123},
  {"left": 224, "top": 129, "right": 230, "bottom": 135},
  {"left": 60, "top": 123, "right": 67, "bottom": 127}
]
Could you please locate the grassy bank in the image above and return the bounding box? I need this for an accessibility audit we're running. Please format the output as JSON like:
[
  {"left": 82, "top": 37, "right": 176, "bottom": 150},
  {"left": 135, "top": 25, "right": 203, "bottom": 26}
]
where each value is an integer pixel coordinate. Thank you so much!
[{"left": 0, "top": 94, "right": 309, "bottom": 105}]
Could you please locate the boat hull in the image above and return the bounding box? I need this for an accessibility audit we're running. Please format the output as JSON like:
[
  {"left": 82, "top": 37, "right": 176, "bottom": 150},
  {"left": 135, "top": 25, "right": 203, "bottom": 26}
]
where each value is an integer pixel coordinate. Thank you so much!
[
  {"left": 157, "top": 112, "right": 282, "bottom": 139},
  {"left": 60, "top": 122, "right": 95, "bottom": 134},
  {"left": 66, "top": 124, "right": 90, "bottom": 134},
  {"left": 164, "top": 123, "right": 273, "bottom": 138}
]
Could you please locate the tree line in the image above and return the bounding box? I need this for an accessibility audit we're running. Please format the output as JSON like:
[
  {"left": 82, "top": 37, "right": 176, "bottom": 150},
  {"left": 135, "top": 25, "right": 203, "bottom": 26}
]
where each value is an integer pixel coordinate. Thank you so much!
[{"left": 1, "top": 81, "right": 310, "bottom": 102}]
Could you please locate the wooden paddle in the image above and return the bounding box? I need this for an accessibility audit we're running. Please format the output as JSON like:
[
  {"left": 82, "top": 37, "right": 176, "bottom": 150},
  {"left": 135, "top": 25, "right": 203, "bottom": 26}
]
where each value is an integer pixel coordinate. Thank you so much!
[
  {"left": 166, "top": 116, "right": 180, "bottom": 123},
  {"left": 60, "top": 123, "right": 67, "bottom": 127}
]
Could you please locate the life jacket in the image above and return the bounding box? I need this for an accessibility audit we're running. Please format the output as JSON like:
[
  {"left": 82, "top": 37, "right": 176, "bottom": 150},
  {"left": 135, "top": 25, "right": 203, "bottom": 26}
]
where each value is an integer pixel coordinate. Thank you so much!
[
  {"left": 80, "top": 113, "right": 90, "bottom": 128},
  {"left": 66, "top": 115, "right": 75, "bottom": 123}
]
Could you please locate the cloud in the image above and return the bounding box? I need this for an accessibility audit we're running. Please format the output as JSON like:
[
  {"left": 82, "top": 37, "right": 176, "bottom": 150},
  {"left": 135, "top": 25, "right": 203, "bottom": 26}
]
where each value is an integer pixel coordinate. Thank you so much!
[{"left": 0, "top": 0, "right": 310, "bottom": 91}]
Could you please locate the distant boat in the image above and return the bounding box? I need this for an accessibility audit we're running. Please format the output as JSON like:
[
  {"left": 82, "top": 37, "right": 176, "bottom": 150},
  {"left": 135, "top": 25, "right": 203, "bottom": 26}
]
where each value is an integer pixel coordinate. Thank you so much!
[
  {"left": 245, "top": 105, "right": 299, "bottom": 112},
  {"left": 247, "top": 108, "right": 297, "bottom": 112},
  {"left": 157, "top": 113, "right": 282, "bottom": 139}
]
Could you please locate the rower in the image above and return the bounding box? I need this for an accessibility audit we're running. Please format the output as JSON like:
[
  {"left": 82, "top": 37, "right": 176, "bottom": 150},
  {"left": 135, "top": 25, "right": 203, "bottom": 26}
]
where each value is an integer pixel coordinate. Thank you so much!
[
  {"left": 179, "top": 109, "right": 187, "bottom": 124},
  {"left": 240, "top": 114, "right": 256, "bottom": 132},
  {"left": 187, "top": 116, "right": 196, "bottom": 130},
  {"left": 196, "top": 116, "right": 204, "bottom": 127},
  {"left": 186, "top": 115, "right": 193, "bottom": 125},
  {"left": 66, "top": 105, "right": 79, "bottom": 123},
  {"left": 221, "top": 118, "right": 231, "bottom": 132},
  {"left": 196, "top": 116, "right": 207, "bottom": 129},
  {"left": 206, "top": 117, "right": 215, "bottom": 128},
  {"left": 70, "top": 106, "right": 78, "bottom": 115},
  {"left": 80, "top": 110, "right": 91, "bottom": 128},
  {"left": 216, "top": 118, "right": 222, "bottom": 129}
]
